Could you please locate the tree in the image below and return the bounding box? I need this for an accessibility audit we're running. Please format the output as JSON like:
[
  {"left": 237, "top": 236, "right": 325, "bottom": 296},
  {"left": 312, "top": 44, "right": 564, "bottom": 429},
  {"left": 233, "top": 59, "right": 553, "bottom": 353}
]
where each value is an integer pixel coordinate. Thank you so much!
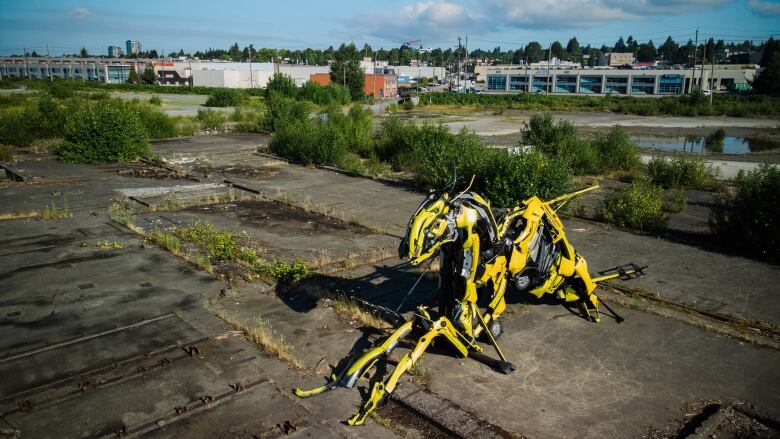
[
  {"left": 330, "top": 43, "right": 365, "bottom": 101},
  {"left": 141, "top": 65, "right": 157, "bottom": 84},
  {"left": 80, "top": 47, "right": 89, "bottom": 57},
  {"left": 637, "top": 40, "right": 657, "bottom": 62},
  {"left": 228, "top": 42, "right": 241, "bottom": 61},
  {"left": 659, "top": 36, "right": 679, "bottom": 63},
  {"left": 148, "top": 49, "right": 159, "bottom": 59},
  {"left": 614, "top": 37, "right": 626, "bottom": 52},
  {"left": 178, "top": 49, "right": 185, "bottom": 57},
  {"left": 754, "top": 38, "right": 780, "bottom": 96},
  {"left": 127, "top": 68, "right": 139, "bottom": 84},
  {"left": 626, "top": 35, "right": 638, "bottom": 54},
  {"left": 566, "top": 37, "right": 581, "bottom": 61},
  {"left": 525, "top": 41, "right": 543, "bottom": 62},
  {"left": 550, "top": 41, "right": 564, "bottom": 60},
  {"left": 265, "top": 73, "right": 297, "bottom": 98},
  {"left": 31, "top": 50, "right": 39, "bottom": 57}
]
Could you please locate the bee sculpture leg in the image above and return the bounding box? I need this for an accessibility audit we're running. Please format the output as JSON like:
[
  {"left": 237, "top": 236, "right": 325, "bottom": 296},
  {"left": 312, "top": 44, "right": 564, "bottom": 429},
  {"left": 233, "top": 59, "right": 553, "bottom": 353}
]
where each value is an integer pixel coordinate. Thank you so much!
[
  {"left": 294, "top": 321, "right": 414, "bottom": 398},
  {"left": 347, "top": 317, "right": 471, "bottom": 426}
]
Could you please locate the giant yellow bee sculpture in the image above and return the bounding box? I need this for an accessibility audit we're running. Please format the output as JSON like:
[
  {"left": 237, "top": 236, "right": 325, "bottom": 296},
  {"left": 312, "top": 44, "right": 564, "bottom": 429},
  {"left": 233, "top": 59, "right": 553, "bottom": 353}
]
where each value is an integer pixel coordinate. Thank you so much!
[{"left": 295, "top": 178, "right": 645, "bottom": 425}]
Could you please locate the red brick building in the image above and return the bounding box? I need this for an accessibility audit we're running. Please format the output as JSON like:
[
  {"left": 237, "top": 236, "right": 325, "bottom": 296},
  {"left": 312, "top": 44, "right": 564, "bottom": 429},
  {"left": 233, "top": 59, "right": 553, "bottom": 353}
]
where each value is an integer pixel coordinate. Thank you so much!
[{"left": 308, "top": 73, "right": 398, "bottom": 97}]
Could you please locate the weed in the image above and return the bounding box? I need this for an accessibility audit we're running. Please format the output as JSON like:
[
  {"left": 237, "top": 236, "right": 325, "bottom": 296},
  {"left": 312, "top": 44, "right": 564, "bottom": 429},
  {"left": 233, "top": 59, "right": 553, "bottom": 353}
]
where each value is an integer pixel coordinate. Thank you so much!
[
  {"left": 193, "top": 253, "right": 214, "bottom": 273},
  {"left": 663, "top": 189, "right": 688, "bottom": 213},
  {"left": 150, "top": 228, "right": 182, "bottom": 254},
  {"left": 204, "top": 89, "right": 246, "bottom": 107},
  {"left": 107, "top": 199, "right": 136, "bottom": 225},
  {"left": 259, "top": 259, "right": 309, "bottom": 282},
  {"left": 332, "top": 297, "right": 390, "bottom": 329},
  {"left": 40, "top": 199, "right": 72, "bottom": 221},
  {"left": 149, "top": 95, "right": 162, "bottom": 106},
  {"left": 185, "top": 221, "right": 238, "bottom": 260}
]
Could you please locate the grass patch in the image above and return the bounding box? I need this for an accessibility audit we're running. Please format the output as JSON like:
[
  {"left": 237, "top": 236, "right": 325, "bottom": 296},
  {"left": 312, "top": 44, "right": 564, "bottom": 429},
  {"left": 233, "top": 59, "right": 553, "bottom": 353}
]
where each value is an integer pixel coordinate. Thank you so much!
[
  {"left": 204, "top": 89, "right": 246, "bottom": 107},
  {"left": 150, "top": 228, "right": 183, "bottom": 254},
  {"left": 149, "top": 95, "right": 162, "bottom": 106},
  {"left": 107, "top": 199, "right": 136, "bottom": 225},
  {"left": 332, "top": 297, "right": 390, "bottom": 329},
  {"left": 216, "top": 310, "right": 305, "bottom": 371},
  {"left": 40, "top": 199, "right": 72, "bottom": 221}
]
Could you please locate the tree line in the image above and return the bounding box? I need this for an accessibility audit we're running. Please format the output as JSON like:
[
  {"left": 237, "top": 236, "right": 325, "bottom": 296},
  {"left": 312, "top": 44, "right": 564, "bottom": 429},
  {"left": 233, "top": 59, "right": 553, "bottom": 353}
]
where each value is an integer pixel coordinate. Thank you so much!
[{"left": 16, "top": 35, "right": 769, "bottom": 69}]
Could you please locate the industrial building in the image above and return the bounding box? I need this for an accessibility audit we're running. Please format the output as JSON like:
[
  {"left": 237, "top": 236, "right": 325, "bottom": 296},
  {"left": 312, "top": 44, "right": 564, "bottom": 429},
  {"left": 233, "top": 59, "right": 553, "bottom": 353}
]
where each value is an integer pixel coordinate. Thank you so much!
[
  {"left": 0, "top": 57, "right": 330, "bottom": 88},
  {"left": 309, "top": 73, "right": 398, "bottom": 97},
  {"left": 600, "top": 52, "right": 635, "bottom": 67},
  {"left": 484, "top": 64, "right": 757, "bottom": 95}
]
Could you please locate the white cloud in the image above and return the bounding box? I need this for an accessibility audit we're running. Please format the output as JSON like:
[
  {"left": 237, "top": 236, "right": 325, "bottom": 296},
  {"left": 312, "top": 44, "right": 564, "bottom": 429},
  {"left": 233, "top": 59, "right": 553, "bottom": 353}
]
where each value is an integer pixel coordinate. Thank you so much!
[
  {"left": 68, "top": 7, "right": 91, "bottom": 20},
  {"left": 349, "top": 0, "right": 730, "bottom": 41},
  {"left": 747, "top": 0, "right": 780, "bottom": 15}
]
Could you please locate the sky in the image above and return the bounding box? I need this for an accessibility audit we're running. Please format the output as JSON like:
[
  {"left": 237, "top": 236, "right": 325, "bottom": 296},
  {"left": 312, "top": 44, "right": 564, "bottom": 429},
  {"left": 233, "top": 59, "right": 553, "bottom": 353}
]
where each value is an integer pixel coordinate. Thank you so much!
[{"left": 0, "top": 0, "right": 778, "bottom": 56}]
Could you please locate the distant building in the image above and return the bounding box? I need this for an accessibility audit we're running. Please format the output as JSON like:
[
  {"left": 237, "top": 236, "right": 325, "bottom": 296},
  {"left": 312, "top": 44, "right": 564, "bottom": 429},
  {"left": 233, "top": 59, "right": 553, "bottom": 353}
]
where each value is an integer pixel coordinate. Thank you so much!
[
  {"left": 308, "top": 72, "right": 398, "bottom": 97},
  {"left": 600, "top": 52, "right": 635, "bottom": 67},
  {"left": 108, "top": 46, "right": 124, "bottom": 58},
  {"left": 483, "top": 64, "right": 757, "bottom": 95},
  {"left": 125, "top": 40, "right": 140, "bottom": 56}
]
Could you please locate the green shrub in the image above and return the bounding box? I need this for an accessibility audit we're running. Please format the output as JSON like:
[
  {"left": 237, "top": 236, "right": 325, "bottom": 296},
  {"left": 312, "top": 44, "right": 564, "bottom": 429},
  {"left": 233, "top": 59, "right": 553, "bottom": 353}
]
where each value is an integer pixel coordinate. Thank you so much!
[
  {"left": 0, "top": 144, "right": 12, "bottom": 161},
  {"left": 325, "top": 104, "right": 374, "bottom": 156},
  {"left": 593, "top": 126, "right": 641, "bottom": 172},
  {"left": 149, "top": 95, "right": 162, "bottom": 106},
  {"left": 710, "top": 164, "right": 780, "bottom": 262},
  {"left": 132, "top": 103, "right": 177, "bottom": 139},
  {"left": 88, "top": 92, "right": 111, "bottom": 100},
  {"left": 197, "top": 109, "right": 226, "bottom": 130},
  {"left": 522, "top": 113, "right": 577, "bottom": 155},
  {"left": 480, "top": 150, "right": 572, "bottom": 206},
  {"left": 264, "top": 73, "right": 297, "bottom": 98},
  {"left": 298, "top": 81, "right": 351, "bottom": 105},
  {"left": 646, "top": 155, "right": 719, "bottom": 190},
  {"left": 172, "top": 116, "right": 196, "bottom": 136},
  {"left": 401, "top": 99, "right": 414, "bottom": 111},
  {"left": 204, "top": 88, "right": 246, "bottom": 107},
  {"left": 269, "top": 118, "right": 347, "bottom": 166},
  {"left": 704, "top": 128, "right": 725, "bottom": 153},
  {"left": 600, "top": 178, "right": 666, "bottom": 230},
  {"left": 151, "top": 228, "right": 182, "bottom": 254},
  {"left": 261, "top": 93, "right": 313, "bottom": 133},
  {"left": 0, "top": 107, "right": 42, "bottom": 146},
  {"left": 58, "top": 99, "right": 150, "bottom": 163},
  {"left": 48, "top": 81, "right": 75, "bottom": 99}
]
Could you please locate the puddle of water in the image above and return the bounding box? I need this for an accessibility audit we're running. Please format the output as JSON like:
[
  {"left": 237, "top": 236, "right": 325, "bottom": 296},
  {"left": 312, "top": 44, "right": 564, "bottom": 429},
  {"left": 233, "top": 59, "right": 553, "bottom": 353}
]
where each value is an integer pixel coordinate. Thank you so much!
[
  {"left": 629, "top": 135, "right": 776, "bottom": 154},
  {"left": 630, "top": 135, "right": 754, "bottom": 154}
]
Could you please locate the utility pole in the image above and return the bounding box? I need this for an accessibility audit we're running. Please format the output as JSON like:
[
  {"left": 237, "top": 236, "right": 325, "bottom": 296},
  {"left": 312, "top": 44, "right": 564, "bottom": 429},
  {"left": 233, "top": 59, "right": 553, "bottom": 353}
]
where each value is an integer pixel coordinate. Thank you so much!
[
  {"left": 691, "top": 28, "right": 698, "bottom": 94},
  {"left": 457, "top": 36, "right": 462, "bottom": 92},
  {"left": 248, "top": 44, "right": 253, "bottom": 89},
  {"left": 709, "top": 49, "right": 716, "bottom": 105},
  {"left": 23, "top": 48, "right": 29, "bottom": 79},
  {"left": 547, "top": 42, "right": 552, "bottom": 95},
  {"left": 46, "top": 44, "right": 52, "bottom": 81},
  {"left": 700, "top": 43, "right": 707, "bottom": 92},
  {"left": 465, "top": 35, "right": 468, "bottom": 91}
]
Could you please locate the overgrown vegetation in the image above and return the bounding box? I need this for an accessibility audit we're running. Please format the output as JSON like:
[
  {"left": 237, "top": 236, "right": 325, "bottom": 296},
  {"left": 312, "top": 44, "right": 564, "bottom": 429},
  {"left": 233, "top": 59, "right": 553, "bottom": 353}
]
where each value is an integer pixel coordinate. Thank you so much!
[
  {"left": 204, "top": 88, "right": 246, "bottom": 107},
  {"left": 40, "top": 199, "right": 73, "bottom": 221},
  {"left": 711, "top": 164, "right": 779, "bottom": 262},
  {"left": 646, "top": 155, "right": 719, "bottom": 190},
  {"left": 704, "top": 128, "right": 726, "bottom": 153},
  {"left": 58, "top": 99, "right": 151, "bottom": 163},
  {"left": 150, "top": 228, "right": 183, "bottom": 254},
  {"left": 197, "top": 109, "right": 227, "bottom": 130},
  {"left": 600, "top": 178, "right": 666, "bottom": 230},
  {"left": 259, "top": 259, "right": 310, "bottom": 282},
  {"left": 521, "top": 113, "right": 640, "bottom": 176},
  {"left": 332, "top": 297, "right": 389, "bottom": 328},
  {"left": 420, "top": 92, "right": 780, "bottom": 117}
]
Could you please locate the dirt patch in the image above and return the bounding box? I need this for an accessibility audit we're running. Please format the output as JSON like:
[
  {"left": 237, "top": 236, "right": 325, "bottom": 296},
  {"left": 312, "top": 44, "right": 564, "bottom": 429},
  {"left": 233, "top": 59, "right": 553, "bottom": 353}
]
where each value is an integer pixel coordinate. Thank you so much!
[
  {"left": 105, "top": 163, "right": 192, "bottom": 180},
  {"left": 188, "top": 199, "right": 374, "bottom": 235},
  {"left": 196, "top": 165, "right": 283, "bottom": 180}
]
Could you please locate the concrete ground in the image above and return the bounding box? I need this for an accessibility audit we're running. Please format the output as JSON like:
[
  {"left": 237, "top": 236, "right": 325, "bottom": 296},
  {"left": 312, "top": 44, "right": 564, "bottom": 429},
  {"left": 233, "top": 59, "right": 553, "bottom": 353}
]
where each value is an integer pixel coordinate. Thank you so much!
[{"left": 1, "top": 134, "right": 778, "bottom": 438}]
